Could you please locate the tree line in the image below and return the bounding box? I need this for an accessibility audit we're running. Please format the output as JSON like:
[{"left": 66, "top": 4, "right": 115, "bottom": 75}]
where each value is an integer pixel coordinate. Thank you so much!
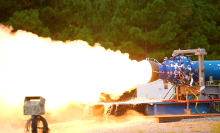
[{"left": 1, "top": 0, "right": 220, "bottom": 61}]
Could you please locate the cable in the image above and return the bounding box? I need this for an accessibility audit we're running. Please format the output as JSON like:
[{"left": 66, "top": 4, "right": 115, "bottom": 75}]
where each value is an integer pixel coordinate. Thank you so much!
[
  {"left": 185, "top": 81, "right": 220, "bottom": 113},
  {"left": 24, "top": 115, "right": 49, "bottom": 133},
  {"left": 184, "top": 71, "right": 219, "bottom": 113},
  {"left": 187, "top": 87, "right": 201, "bottom": 114},
  {"left": 201, "top": 91, "right": 220, "bottom": 113},
  {"left": 24, "top": 116, "right": 34, "bottom": 133}
]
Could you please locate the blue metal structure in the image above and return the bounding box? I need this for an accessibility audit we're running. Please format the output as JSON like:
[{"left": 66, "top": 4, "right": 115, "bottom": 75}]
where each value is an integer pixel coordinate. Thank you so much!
[
  {"left": 147, "top": 102, "right": 211, "bottom": 115},
  {"left": 145, "top": 48, "right": 220, "bottom": 115},
  {"left": 149, "top": 56, "right": 220, "bottom": 85},
  {"left": 192, "top": 61, "right": 220, "bottom": 81}
]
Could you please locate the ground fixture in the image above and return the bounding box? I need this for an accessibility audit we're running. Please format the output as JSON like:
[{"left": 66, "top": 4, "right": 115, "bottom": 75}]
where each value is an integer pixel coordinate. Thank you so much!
[{"left": 24, "top": 96, "right": 49, "bottom": 133}]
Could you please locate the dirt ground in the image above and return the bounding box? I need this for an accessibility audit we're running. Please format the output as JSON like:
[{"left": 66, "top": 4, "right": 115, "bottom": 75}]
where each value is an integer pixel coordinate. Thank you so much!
[
  {"left": 46, "top": 115, "right": 220, "bottom": 133},
  {"left": 4, "top": 113, "right": 220, "bottom": 133},
  {"left": 0, "top": 109, "right": 220, "bottom": 133}
]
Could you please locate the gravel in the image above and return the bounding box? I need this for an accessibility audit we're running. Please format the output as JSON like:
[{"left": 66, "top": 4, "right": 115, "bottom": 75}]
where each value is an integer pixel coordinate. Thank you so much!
[{"left": 85, "top": 116, "right": 220, "bottom": 133}]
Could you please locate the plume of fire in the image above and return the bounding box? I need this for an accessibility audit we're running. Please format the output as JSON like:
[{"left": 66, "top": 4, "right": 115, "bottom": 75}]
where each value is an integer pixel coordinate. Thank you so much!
[
  {"left": 0, "top": 24, "right": 152, "bottom": 130},
  {"left": 0, "top": 24, "right": 152, "bottom": 106}
]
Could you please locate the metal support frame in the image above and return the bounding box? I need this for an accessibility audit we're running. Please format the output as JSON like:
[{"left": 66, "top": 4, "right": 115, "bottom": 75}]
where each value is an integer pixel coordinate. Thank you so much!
[
  {"left": 154, "top": 104, "right": 157, "bottom": 115},
  {"left": 171, "top": 48, "right": 207, "bottom": 114},
  {"left": 146, "top": 102, "right": 211, "bottom": 115},
  {"left": 172, "top": 48, "right": 207, "bottom": 91}
]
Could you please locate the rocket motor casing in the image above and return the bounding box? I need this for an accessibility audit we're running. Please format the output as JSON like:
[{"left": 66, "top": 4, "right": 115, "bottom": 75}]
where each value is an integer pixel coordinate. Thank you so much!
[{"left": 148, "top": 56, "right": 220, "bottom": 85}]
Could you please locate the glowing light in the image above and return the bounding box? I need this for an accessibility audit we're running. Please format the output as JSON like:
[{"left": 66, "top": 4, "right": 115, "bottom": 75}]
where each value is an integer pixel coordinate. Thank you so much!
[
  {"left": 0, "top": 24, "right": 152, "bottom": 107},
  {"left": 0, "top": 24, "right": 153, "bottom": 131}
]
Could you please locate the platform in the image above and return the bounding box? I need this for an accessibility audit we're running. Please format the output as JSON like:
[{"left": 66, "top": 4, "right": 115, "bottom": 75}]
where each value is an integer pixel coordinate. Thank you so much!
[
  {"left": 144, "top": 114, "right": 220, "bottom": 123},
  {"left": 92, "top": 99, "right": 220, "bottom": 116}
]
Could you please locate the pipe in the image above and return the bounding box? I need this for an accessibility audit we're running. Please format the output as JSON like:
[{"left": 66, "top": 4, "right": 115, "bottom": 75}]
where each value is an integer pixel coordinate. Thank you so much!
[{"left": 163, "top": 99, "right": 220, "bottom": 103}]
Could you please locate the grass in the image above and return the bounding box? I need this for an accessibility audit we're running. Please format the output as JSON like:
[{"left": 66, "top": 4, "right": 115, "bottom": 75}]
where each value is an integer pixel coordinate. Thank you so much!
[
  {"left": 171, "top": 122, "right": 185, "bottom": 127},
  {"left": 211, "top": 121, "right": 220, "bottom": 132},
  {"left": 136, "top": 119, "right": 220, "bottom": 133},
  {"left": 190, "top": 127, "right": 201, "bottom": 132}
]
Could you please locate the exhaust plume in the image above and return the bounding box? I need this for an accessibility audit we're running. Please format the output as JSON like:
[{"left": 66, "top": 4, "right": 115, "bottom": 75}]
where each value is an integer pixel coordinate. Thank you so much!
[{"left": 0, "top": 24, "right": 152, "bottom": 130}]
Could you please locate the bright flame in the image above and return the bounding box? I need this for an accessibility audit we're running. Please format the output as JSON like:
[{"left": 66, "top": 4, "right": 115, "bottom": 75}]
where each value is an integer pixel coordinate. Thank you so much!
[
  {"left": 0, "top": 24, "right": 152, "bottom": 107},
  {"left": 0, "top": 24, "right": 152, "bottom": 130}
]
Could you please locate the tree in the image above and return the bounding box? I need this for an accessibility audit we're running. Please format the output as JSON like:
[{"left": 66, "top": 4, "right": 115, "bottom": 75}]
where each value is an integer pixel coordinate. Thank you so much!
[
  {"left": 1, "top": 0, "right": 220, "bottom": 61},
  {"left": 4, "top": 9, "right": 51, "bottom": 37}
]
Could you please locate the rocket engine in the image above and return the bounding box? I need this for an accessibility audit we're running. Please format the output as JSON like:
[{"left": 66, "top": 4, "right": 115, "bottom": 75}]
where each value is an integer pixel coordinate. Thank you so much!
[
  {"left": 146, "top": 48, "right": 220, "bottom": 102},
  {"left": 148, "top": 56, "right": 220, "bottom": 86}
]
